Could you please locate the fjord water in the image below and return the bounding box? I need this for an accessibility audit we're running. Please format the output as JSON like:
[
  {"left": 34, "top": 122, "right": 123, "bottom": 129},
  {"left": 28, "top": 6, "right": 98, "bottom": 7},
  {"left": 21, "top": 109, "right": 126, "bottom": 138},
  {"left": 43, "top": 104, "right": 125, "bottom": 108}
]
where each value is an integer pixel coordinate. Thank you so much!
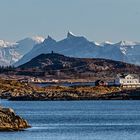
[{"left": 1, "top": 100, "right": 140, "bottom": 140}]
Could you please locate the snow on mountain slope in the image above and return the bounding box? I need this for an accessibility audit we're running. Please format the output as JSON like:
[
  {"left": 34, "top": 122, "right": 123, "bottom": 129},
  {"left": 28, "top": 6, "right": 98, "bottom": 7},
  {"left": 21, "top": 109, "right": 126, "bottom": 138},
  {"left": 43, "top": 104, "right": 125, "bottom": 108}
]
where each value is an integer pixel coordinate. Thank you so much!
[
  {"left": 14, "top": 32, "right": 140, "bottom": 66},
  {"left": 100, "top": 40, "right": 140, "bottom": 65},
  {"left": 0, "top": 36, "right": 44, "bottom": 66},
  {"left": 15, "top": 36, "right": 44, "bottom": 55},
  {"left": 0, "top": 40, "right": 17, "bottom": 48},
  {"left": 0, "top": 47, "right": 20, "bottom": 66}
]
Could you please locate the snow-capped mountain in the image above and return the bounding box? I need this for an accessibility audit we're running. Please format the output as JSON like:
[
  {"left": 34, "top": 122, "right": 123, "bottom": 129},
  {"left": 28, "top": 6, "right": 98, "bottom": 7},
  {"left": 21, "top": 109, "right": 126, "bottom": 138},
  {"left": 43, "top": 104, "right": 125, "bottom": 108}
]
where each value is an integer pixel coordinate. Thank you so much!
[
  {"left": 14, "top": 36, "right": 57, "bottom": 66},
  {"left": 14, "top": 36, "right": 44, "bottom": 55},
  {"left": 0, "top": 36, "right": 44, "bottom": 66},
  {"left": 14, "top": 32, "right": 140, "bottom": 66}
]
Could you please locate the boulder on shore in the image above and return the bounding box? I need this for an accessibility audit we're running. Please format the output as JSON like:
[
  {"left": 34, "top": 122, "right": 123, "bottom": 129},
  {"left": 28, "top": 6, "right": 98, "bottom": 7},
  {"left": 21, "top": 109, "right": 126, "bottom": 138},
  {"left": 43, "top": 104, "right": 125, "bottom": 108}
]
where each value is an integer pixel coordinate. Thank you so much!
[{"left": 0, "top": 106, "right": 30, "bottom": 131}]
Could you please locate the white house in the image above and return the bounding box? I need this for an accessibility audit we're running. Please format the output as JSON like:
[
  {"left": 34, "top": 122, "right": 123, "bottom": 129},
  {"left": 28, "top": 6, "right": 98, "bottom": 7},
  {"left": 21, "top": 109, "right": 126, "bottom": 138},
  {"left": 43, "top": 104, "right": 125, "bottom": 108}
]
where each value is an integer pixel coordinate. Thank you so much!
[{"left": 115, "top": 74, "right": 140, "bottom": 88}]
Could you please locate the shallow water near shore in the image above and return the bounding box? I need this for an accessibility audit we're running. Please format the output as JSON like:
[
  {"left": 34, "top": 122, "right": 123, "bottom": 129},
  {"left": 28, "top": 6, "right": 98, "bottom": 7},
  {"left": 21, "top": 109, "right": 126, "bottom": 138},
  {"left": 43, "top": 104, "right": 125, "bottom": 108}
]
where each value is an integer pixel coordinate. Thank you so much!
[{"left": 1, "top": 100, "right": 140, "bottom": 140}]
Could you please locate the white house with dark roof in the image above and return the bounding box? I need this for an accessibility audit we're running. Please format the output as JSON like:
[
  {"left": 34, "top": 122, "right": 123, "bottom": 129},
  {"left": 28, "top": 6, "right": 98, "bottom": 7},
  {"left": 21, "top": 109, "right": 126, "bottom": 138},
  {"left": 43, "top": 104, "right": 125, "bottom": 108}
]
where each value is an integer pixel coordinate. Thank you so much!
[{"left": 115, "top": 74, "right": 140, "bottom": 87}]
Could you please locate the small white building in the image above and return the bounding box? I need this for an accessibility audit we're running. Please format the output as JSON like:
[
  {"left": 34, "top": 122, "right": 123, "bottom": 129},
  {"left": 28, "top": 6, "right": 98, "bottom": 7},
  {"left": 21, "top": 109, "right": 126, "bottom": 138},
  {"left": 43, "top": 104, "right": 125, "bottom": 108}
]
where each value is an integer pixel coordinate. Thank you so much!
[
  {"left": 115, "top": 74, "right": 140, "bottom": 88},
  {"left": 28, "top": 77, "right": 59, "bottom": 83}
]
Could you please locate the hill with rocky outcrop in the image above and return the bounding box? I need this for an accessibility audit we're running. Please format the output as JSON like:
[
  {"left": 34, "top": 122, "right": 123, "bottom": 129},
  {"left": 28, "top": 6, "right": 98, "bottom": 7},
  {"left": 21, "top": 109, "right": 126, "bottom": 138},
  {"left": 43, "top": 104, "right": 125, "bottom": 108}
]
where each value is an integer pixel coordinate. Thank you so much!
[{"left": 17, "top": 53, "right": 140, "bottom": 80}]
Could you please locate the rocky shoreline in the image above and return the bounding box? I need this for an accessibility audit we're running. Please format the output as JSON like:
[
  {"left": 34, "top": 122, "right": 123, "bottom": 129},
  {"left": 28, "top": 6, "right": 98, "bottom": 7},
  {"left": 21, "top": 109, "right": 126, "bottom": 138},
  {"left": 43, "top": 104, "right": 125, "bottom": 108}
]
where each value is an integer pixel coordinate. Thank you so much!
[
  {"left": 0, "top": 86, "right": 139, "bottom": 101},
  {"left": 0, "top": 78, "right": 140, "bottom": 101},
  {"left": 0, "top": 107, "right": 30, "bottom": 131},
  {"left": 8, "top": 89, "right": 140, "bottom": 101}
]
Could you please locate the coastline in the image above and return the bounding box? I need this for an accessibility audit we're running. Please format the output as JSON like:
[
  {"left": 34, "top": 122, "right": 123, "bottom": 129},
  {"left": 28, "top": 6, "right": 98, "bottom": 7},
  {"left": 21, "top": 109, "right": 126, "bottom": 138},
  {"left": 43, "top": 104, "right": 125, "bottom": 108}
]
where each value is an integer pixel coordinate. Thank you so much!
[
  {"left": 8, "top": 90, "right": 140, "bottom": 101},
  {"left": 2, "top": 86, "right": 140, "bottom": 101},
  {"left": 0, "top": 78, "right": 140, "bottom": 101}
]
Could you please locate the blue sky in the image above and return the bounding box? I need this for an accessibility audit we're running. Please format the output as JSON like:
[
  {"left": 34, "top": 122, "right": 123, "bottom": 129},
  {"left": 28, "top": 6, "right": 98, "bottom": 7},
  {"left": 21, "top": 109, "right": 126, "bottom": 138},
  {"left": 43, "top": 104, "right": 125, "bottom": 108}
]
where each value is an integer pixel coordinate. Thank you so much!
[{"left": 0, "top": 0, "right": 140, "bottom": 42}]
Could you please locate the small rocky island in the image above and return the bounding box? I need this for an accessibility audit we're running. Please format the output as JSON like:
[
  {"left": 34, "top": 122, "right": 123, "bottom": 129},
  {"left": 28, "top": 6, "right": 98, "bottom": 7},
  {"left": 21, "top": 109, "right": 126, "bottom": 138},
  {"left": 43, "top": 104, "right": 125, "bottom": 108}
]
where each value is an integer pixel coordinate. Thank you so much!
[{"left": 0, "top": 107, "right": 30, "bottom": 131}]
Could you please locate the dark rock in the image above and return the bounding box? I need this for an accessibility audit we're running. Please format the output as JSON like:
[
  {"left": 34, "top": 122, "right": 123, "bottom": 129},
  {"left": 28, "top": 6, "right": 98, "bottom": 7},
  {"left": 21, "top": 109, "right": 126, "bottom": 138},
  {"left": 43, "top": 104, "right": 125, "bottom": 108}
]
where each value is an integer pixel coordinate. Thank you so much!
[{"left": 0, "top": 107, "right": 30, "bottom": 131}]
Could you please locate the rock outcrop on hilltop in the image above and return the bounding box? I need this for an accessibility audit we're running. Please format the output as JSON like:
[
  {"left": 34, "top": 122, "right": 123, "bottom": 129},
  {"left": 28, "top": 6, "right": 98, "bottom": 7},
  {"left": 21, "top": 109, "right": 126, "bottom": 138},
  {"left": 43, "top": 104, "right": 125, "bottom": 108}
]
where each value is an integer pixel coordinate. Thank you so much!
[{"left": 0, "top": 107, "right": 30, "bottom": 131}]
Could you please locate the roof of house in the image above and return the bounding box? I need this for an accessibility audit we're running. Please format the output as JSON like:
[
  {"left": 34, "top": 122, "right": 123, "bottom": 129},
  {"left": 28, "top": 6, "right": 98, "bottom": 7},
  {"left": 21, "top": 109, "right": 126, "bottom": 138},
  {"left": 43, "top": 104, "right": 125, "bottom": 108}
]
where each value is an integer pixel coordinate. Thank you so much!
[{"left": 117, "top": 73, "right": 139, "bottom": 79}]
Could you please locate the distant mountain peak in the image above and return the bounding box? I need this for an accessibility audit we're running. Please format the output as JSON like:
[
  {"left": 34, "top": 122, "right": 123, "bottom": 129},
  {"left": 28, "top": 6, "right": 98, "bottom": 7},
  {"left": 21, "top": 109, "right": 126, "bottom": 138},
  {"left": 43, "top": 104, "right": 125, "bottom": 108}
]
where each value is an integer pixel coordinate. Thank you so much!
[
  {"left": 31, "top": 36, "right": 45, "bottom": 43},
  {"left": 67, "top": 31, "right": 77, "bottom": 38},
  {"left": 117, "top": 40, "right": 136, "bottom": 46},
  {"left": 17, "top": 36, "right": 44, "bottom": 44},
  {"left": 44, "top": 35, "right": 56, "bottom": 44},
  {"left": 47, "top": 35, "right": 55, "bottom": 41}
]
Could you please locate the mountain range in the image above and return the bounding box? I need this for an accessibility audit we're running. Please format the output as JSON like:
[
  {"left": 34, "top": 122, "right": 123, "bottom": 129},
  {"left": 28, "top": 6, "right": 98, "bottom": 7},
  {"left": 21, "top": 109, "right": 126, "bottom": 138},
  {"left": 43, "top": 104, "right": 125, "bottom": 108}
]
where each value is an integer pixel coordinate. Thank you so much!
[
  {"left": 14, "top": 32, "right": 140, "bottom": 67},
  {"left": 0, "top": 32, "right": 140, "bottom": 67}
]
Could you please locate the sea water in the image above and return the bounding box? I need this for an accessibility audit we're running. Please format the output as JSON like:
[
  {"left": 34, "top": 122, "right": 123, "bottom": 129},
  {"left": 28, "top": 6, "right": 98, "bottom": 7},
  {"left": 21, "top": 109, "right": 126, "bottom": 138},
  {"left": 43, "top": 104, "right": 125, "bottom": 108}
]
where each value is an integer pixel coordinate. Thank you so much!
[{"left": 0, "top": 100, "right": 140, "bottom": 140}]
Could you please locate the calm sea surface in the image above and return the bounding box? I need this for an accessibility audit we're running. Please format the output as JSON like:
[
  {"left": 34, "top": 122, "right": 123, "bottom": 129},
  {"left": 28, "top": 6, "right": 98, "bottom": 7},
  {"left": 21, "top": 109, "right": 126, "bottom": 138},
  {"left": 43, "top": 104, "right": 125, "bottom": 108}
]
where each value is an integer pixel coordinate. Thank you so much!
[{"left": 0, "top": 100, "right": 140, "bottom": 140}]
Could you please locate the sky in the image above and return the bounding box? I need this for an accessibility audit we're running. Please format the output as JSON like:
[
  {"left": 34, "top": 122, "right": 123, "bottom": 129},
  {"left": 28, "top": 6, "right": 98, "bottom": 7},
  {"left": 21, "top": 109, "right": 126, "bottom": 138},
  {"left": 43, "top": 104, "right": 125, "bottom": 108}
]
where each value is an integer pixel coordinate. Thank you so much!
[{"left": 0, "top": 0, "right": 140, "bottom": 43}]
